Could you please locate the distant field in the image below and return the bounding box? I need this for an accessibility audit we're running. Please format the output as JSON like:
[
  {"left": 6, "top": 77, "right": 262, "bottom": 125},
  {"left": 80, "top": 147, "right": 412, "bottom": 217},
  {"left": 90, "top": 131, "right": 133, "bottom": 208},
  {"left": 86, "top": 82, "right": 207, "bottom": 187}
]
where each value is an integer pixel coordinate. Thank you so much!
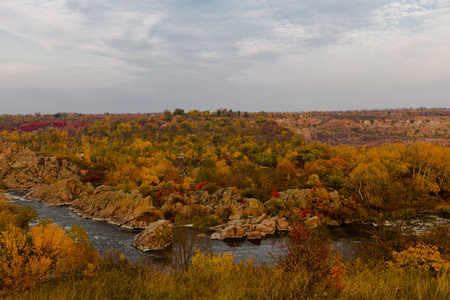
[{"left": 275, "top": 108, "right": 450, "bottom": 147}]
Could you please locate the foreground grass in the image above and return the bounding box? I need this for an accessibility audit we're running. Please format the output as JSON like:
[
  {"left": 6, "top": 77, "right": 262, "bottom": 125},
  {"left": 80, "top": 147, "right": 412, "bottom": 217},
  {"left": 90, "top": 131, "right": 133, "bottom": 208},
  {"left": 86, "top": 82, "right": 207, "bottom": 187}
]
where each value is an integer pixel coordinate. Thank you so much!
[
  {"left": 340, "top": 261, "right": 450, "bottom": 300},
  {"left": 3, "top": 258, "right": 450, "bottom": 300},
  {"left": 4, "top": 266, "right": 316, "bottom": 300}
]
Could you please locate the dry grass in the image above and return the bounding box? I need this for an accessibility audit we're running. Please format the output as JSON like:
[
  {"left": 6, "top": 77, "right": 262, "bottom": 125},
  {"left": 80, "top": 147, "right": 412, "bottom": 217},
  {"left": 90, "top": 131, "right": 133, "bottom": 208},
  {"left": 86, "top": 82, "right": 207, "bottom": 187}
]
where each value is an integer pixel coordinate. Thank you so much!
[
  {"left": 3, "top": 258, "right": 450, "bottom": 300},
  {"left": 340, "top": 261, "right": 450, "bottom": 300}
]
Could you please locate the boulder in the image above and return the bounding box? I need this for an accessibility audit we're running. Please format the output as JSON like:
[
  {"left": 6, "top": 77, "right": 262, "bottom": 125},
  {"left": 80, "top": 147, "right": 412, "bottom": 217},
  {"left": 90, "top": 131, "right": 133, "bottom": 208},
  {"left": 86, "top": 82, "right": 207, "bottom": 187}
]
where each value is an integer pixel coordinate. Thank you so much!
[
  {"left": 177, "top": 204, "right": 210, "bottom": 219},
  {"left": 255, "top": 223, "right": 275, "bottom": 235},
  {"left": 210, "top": 232, "right": 223, "bottom": 240},
  {"left": 246, "top": 231, "right": 263, "bottom": 240},
  {"left": 26, "top": 178, "right": 86, "bottom": 205},
  {"left": 133, "top": 220, "right": 173, "bottom": 251},
  {"left": 131, "top": 206, "right": 165, "bottom": 226},
  {"left": 260, "top": 218, "right": 277, "bottom": 233},
  {"left": 70, "top": 186, "right": 159, "bottom": 229},
  {"left": 275, "top": 217, "right": 290, "bottom": 231},
  {"left": 304, "top": 216, "right": 320, "bottom": 228},
  {"left": 323, "top": 218, "right": 340, "bottom": 227},
  {"left": 164, "top": 193, "right": 183, "bottom": 205},
  {"left": 329, "top": 191, "right": 342, "bottom": 209},
  {"left": 94, "top": 185, "right": 115, "bottom": 194},
  {"left": 209, "top": 187, "right": 243, "bottom": 217},
  {"left": 189, "top": 190, "right": 210, "bottom": 204},
  {"left": 229, "top": 214, "right": 241, "bottom": 220},
  {"left": 209, "top": 215, "right": 291, "bottom": 241},
  {"left": 253, "top": 213, "right": 267, "bottom": 224},
  {"left": 160, "top": 202, "right": 184, "bottom": 215},
  {"left": 221, "top": 225, "right": 246, "bottom": 239},
  {"left": 281, "top": 189, "right": 309, "bottom": 209},
  {"left": 242, "top": 198, "right": 265, "bottom": 217}
]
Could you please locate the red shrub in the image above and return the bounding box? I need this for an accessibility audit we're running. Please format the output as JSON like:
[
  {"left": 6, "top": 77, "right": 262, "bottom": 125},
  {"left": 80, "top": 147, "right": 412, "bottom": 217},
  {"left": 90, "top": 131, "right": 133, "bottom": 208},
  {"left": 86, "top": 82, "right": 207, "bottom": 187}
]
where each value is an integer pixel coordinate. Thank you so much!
[{"left": 276, "top": 224, "right": 345, "bottom": 290}]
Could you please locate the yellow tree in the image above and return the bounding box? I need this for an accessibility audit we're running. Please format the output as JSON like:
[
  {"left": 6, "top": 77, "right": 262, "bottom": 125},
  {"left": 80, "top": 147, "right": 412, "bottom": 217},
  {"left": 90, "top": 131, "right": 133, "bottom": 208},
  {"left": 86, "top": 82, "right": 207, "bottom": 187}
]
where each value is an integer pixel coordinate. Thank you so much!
[
  {"left": 0, "top": 220, "right": 98, "bottom": 290},
  {"left": 406, "top": 143, "right": 448, "bottom": 196},
  {"left": 348, "top": 159, "right": 389, "bottom": 209}
]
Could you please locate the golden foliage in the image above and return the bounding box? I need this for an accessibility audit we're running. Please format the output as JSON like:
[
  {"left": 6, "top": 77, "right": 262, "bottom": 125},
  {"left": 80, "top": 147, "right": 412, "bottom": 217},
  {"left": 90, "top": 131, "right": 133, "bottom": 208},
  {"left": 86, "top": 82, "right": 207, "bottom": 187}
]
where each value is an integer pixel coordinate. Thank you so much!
[
  {"left": 0, "top": 200, "right": 98, "bottom": 291},
  {"left": 307, "top": 185, "right": 331, "bottom": 214},
  {"left": 390, "top": 243, "right": 450, "bottom": 273}
]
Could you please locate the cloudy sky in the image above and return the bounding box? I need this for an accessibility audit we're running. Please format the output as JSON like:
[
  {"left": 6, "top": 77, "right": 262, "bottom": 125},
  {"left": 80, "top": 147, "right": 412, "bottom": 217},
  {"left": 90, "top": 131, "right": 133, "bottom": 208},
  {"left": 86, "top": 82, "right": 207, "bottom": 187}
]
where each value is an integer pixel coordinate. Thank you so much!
[{"left": 1, "top": 0, "right": 449, "bottom": 114}]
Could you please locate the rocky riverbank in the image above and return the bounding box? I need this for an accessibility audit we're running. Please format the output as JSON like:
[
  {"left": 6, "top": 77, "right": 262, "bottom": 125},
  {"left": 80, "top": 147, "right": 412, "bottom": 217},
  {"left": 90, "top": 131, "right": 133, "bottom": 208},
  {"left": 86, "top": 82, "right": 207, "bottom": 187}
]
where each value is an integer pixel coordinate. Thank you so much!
[
  {"left": 70, "top": 186, "right": 164, "bottom": 229},
  {"left": 1, "top": 141, "right": 348, "bottom": 251},
  {"left": 0, "top": 141, "right": 80, "bottom": 189},
  {"left": 25, "top": 179, "right": 346, "bottom": 244}
]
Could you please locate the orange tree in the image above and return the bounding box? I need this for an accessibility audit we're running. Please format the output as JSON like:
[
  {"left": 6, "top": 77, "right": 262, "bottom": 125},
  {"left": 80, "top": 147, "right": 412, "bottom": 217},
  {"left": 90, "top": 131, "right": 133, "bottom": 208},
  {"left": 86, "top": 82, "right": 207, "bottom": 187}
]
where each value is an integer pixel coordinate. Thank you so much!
[{"left": 0, "top": 196, "right": 98, "bottom": 291}]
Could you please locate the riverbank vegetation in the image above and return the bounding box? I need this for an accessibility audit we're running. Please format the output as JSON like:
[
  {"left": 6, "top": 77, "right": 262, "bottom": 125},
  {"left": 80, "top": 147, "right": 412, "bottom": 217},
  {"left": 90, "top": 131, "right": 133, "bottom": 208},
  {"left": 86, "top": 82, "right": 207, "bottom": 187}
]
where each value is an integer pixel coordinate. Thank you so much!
[
  {"left": 0, "top": 109, "right": 449, "bottom": 224},
  {"left": 0, "top": 195, "right": 98, "bottom": 291}
]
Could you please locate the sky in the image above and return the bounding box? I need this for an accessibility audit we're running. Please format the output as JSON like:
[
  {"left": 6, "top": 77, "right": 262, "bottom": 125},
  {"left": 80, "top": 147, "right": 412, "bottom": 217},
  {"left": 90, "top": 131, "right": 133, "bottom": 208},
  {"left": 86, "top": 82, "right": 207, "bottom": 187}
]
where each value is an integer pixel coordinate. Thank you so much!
[{"left": 1, "top": 0, "right": 449, "bottom": 114}]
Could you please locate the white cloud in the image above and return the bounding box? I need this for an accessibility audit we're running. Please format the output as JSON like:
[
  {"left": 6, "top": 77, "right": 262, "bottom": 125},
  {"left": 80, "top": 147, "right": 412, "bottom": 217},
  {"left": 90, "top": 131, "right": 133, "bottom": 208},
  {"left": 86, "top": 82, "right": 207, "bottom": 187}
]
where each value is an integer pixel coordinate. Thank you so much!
[
  {"left": 0, "top": 0, "right": 449, "bottom": 112},
  {"left": 0, "top": 63, "right": 43, "bottom": 74}
]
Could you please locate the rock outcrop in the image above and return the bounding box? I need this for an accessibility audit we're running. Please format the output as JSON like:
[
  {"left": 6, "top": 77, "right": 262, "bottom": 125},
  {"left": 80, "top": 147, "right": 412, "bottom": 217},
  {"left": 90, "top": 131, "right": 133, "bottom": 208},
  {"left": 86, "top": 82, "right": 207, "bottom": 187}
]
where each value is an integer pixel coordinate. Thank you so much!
[
  {"left": 210, "top": 214, "right": 290, "bottom": 240},
  {"left": 70, "top": 185, "right": 164, "bottom": 229},
  {"left": 0, "top": 141, "right": 80, "bottom": 189},
  {"left": 1, "top": 141, "right": 347, "bottom": 236},
  {"left": 133, "top": 220, "right": 173, "bottom": 251},
  {"left": 26, "top": 178, "right": 90, "bottom": 205},
  {"left": 304, "top": 216, "right": 321, "bottom": 228},
  {"left": 279, "top": 189, "right": 309, "bottom": 209},
  {"left": 242, "top": 198, "right": 265, "bottom": 217}
]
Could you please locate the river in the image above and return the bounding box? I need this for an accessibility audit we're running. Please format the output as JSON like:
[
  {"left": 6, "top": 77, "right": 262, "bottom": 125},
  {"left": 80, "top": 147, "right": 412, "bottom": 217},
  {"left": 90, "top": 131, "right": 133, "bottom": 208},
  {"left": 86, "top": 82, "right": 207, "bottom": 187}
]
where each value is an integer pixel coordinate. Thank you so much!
[
  {"left": 8, "top": 191, "right": 290, "bottom": 265},
  {"left": 9, "top": 191, "right": 449, "bottom": 266}
]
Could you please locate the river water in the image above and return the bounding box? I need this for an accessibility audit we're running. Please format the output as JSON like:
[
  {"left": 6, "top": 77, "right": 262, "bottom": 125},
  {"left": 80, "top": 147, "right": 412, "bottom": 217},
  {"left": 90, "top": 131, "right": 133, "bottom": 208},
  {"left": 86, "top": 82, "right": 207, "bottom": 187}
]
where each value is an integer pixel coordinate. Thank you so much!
[
  {"left": 8, "top": 191, "right": 290, "bottom": 265},
  {"left": 9, "top": 191, "right": 449, "bottom": 266}
]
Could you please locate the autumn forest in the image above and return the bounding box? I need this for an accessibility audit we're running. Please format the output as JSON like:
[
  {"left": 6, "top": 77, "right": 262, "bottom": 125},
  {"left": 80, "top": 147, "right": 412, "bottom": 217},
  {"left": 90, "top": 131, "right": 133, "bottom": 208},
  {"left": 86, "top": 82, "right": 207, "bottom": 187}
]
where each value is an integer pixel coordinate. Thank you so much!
[{"left": 1, "top": 108, "right": 450, "bottom": 299}]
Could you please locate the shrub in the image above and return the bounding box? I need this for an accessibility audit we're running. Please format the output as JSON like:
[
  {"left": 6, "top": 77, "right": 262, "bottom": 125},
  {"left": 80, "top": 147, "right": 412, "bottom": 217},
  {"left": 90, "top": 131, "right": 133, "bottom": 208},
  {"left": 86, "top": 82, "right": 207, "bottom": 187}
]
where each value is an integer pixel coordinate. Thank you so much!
[
  {"left": 99, "top": 249, "right": 140, "bottom": 275},
  {"left": 0, "top": 221, "right": 99, "bottom": 291},
  {"left": 390, "top": 243, "right": 450, "bottom": 274},
  {"left": 265, "top": 197, "right": 285, "bottom": 216},
  {"left": 138, "top": 184, "right": 154, "bottom": 197},
  {"left": 193, "top": 214, "right": 220, "bottom": 228},
  {"left": 436, "top": 204, "right": 450, "bottom": 214},
  {"left": 307, "top": 185, "right": 331, "bottom": 215},
  {"left": 202, "top": 182, "right": 221, "bottom": 194},
  {"left": 169, "top": 227, "right": 211, "bottom": 270},
  {"left": 421, "top": 225, "right": 450, "bottom": 258},
  {"left": 0, "top": 197, "right": 38, "bottom": 231},
  {"left": 240, "top": 187, "right": 265, "bottom": 200},
  {"left": 276, "top": 223, "right": 345, "bottom": 290},
  {"left": 306, "top": 174, "right": 320, "bottom": 187},
  {"left": 357, "top": 222, "right": 416, "bottom": 262},
  {"left": 189, "top": 250, "right": 237, "bottom": 279},
  {"left": 0, "top": 197, "right": 98, "bottom": 291},
  {"left": 217, "top": 206, "right": 232, "bottom": 222},
  {"left": 387, "top": 208, "right": 417, "bottom": 220},
  {"left": 116, "top": 183, "right": 135, "bottom": 193}
]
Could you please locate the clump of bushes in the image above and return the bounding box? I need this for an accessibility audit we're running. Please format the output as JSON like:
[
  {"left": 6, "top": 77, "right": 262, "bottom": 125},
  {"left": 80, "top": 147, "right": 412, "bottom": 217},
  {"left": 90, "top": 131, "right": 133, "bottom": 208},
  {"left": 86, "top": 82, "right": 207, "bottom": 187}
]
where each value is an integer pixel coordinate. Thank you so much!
[
  {"left": 435, "top": 204, "right": 450, "bottom": 214},
  {"left": 189, "top": 250, "right": 239, "bottom": 279},
  {"left": 275, "top": 223, "right": 345, "bottom": 291},
  {"left": 240, "top": 187, "right": 267, "bottom": 201},
  {"left": 264, "top": 197, "right": 285, "bottom": 216},
  {"left": 389, "top": 243, "right": 450, "bottom": 273},
  {"left": 0, "top": 197, "right": 99, "bottom": 291}
]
